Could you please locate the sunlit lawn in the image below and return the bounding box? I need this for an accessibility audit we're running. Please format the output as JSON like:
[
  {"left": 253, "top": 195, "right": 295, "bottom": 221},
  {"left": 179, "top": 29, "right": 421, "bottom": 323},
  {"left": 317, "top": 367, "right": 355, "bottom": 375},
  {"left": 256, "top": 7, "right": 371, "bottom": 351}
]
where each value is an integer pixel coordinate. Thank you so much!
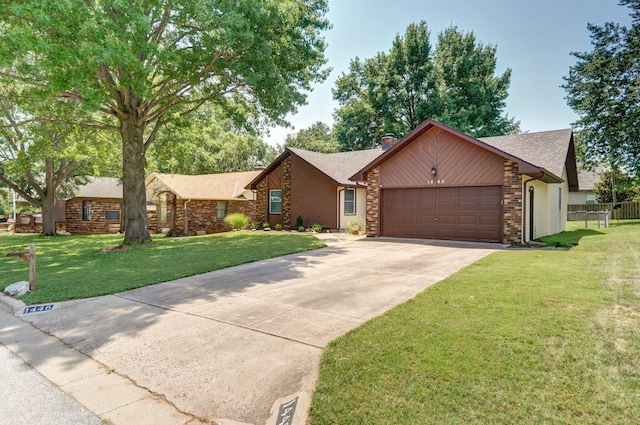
[
  {"left": 310, "top": 220, "right": 640, "bottom": 424},
  {"left": 0, "top": 231, "right": 325, "bottom": 305}
]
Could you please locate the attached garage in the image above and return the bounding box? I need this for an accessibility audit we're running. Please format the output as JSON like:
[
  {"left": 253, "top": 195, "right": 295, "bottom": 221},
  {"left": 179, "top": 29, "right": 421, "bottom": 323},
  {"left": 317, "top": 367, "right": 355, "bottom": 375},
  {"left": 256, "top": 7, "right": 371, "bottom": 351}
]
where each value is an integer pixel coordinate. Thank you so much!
[
  {"left": 350, "top": 118, "right": 577, "bottom": 244},
  {"left": 381, "top": 186, "right": 502, "bottom": 242}
]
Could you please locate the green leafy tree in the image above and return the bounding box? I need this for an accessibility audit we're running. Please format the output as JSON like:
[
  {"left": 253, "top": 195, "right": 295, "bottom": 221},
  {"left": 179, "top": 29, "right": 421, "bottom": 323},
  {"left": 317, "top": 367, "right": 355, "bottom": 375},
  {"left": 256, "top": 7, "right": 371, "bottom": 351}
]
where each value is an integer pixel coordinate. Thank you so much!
[
  {"left": 149, "top": 105, "right": 280, "bottom": 174},
  {"left": 284, "top": 121, "right": 339, "bottom": 153},
  {"left": 0, "top": 0, "right": 330, "bottom": 243},
  {"left": 564, "top": 0, "right": 640, "bottom": 175},
  {"left": 593, "top": 169, "right": 639, "bottom": 203},
  {"left": 0, "top": 79, "right": 116, "bottom": 235},
  {"left": 333, "top": 21, "right": 519, "bottom": 151}
]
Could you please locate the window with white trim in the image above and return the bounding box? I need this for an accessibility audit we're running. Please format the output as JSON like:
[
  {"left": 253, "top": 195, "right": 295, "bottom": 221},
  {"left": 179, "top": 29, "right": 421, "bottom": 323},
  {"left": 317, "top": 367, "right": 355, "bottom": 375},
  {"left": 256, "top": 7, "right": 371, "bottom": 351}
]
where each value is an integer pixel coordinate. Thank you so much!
[
  {"left": 344, "top": 188, "right": 356, "bottom": 215},
  {"left": 269, "top": 190, "right": 282, "bottom": 214}
]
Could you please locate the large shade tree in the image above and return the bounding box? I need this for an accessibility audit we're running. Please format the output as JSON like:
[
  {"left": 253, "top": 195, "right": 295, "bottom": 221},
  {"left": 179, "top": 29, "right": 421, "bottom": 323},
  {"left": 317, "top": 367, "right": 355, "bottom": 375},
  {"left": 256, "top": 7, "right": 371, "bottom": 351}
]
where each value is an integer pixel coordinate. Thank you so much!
[
  {"left": 0, "top": 0, "right": 330, "bottom": 243},
  {"left": 149, "top": 104, "right": 280, "bottom": 174},
  {"left": 564, "top": 0, "right": 640, "bottom": 176},
  {"left": 284, "top": 121, "right": 338, "bottom": 153},
  {"left": 333, "top": 21, "right": 519, "bottom": 151},
  {"left": 0, "top": 79, "right": 115, "bottom": 235}
]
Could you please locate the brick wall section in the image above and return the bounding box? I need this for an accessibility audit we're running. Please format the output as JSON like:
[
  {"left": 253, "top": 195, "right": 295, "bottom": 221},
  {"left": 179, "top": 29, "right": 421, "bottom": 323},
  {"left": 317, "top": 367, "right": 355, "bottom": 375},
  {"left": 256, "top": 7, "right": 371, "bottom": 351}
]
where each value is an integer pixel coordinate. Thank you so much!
[
  {"left": 366, "top": 167, "right": 381, "bottom": 236},
  {"left": 147, "top": 209, "right": 158, "bottom": 233},
  {"left": 255, "top": 179, "right": 267, "bottom": 225},
  {"left": 281, "top": 156, "right": 292, "bottom": 229},
  {"left": 66, "top": 198, "right": 123, "bottom": 235},
  {"left": 503, "top": 160, "right": 522, "bottom": 243},
  {"left": 14, "top": 213, "right": 42, "bottom": 233},
  {"left": 171, "top": 199, "right": 255, "bottom": 235}
]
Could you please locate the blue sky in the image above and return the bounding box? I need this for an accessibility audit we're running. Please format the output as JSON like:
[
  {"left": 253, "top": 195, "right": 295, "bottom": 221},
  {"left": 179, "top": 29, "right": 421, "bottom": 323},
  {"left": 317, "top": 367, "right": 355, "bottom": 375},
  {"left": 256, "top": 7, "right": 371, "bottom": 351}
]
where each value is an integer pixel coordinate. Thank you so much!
[{"left": 265, "top": 0, "right": 633, "bottom": 145}]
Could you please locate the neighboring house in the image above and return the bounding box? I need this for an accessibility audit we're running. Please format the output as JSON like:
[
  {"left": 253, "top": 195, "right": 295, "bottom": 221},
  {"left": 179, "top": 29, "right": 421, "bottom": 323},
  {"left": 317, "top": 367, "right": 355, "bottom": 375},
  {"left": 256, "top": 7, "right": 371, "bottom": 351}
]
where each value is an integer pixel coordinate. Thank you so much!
[
  {"left": 351, "top": 119, "right": 578, "bottom": 243},
  {"left": 246, "top": 146, "right": 385, "bottom": 230},
  {"left": 145, "top": 171, "right": 260, "bottom": 235},
  {"left": 569, "top": 166, "right": 603, "bottom": 204},
  {"left": 14, "top": 177, "right": 124, "bottom": 234}
]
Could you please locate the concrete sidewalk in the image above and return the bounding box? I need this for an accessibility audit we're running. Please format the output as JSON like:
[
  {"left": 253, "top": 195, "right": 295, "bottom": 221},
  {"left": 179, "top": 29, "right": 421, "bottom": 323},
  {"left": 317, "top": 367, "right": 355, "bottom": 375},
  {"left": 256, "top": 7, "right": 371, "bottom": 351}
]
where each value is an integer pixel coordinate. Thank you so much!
[
  {"left": 0, "top": 298, "right": 206, "bottom": 425},
  {"left": 1, "top": 235, "right": 501, "bottom": 425}
]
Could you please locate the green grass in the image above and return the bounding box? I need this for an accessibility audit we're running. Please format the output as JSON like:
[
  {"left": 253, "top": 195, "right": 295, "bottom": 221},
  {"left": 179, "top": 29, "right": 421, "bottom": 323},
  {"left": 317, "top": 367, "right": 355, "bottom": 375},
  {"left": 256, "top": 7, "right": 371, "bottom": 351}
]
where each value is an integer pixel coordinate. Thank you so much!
[
  {"left": 310, "top": 220, "right": 640, "bottom": 425},
  {"left": 0, "top": 231, "right": 325, "bottom": 305}
]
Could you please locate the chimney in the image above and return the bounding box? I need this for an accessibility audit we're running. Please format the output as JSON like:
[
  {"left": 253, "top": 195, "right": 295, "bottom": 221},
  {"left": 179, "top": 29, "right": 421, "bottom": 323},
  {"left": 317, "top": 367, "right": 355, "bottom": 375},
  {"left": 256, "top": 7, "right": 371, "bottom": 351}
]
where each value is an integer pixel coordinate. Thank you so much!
[
  {"left": 254, "top": 164, "right": 265, "bottom": 171},
  {"left": 380, "top": 133, "right": 398, "bottom": 151}
]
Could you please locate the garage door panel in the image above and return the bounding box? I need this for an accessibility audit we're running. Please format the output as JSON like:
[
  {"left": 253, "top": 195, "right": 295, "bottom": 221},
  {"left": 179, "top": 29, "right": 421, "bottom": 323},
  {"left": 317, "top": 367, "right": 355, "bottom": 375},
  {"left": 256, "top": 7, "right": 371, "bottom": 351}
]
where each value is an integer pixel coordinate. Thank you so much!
[{"left": 382, "top": 186, "right": 502, "bottom": 242}]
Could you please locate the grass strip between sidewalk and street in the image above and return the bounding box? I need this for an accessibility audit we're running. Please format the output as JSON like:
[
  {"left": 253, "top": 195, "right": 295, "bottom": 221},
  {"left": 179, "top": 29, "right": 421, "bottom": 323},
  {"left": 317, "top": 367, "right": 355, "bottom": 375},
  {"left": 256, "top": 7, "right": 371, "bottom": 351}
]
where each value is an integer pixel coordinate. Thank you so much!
[
  {"left": 0, "top": 231, "right": 325, "bottom": 305},
  {"left": 309, "top": 220, "right": 640, "bottom": 425}
]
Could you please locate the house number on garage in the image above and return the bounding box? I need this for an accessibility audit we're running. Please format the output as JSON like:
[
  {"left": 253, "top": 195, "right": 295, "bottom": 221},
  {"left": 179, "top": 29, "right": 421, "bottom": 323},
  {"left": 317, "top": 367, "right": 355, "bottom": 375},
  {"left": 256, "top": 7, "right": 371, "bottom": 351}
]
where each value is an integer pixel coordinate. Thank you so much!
[
  {"left": 275, "top": 396, "right": 298, "bottom": 425},
  {"left": 23, "top": 304, "right": 54, "bottom": 314}
]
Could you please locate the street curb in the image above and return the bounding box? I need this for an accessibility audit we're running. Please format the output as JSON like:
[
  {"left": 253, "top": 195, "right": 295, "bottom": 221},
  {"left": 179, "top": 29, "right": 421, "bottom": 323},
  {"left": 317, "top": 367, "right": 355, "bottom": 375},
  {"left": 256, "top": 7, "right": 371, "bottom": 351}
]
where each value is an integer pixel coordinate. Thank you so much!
[{"left": 0, "top": 292, "right": 27, "bottom": 315}]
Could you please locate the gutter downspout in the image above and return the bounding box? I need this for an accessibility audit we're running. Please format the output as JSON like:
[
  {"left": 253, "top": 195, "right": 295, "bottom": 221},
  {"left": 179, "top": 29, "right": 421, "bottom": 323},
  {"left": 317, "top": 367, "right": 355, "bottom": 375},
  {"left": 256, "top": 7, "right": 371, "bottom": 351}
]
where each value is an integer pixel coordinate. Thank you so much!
[
  {"left": 184, "top": 199, "right": 191, "bottom": 236},
  {"left": 522, "top": 172, "right": 545, "bottom": 244},
  {"left": 338, "top": 188, "right": 344, "bottom": 231}
]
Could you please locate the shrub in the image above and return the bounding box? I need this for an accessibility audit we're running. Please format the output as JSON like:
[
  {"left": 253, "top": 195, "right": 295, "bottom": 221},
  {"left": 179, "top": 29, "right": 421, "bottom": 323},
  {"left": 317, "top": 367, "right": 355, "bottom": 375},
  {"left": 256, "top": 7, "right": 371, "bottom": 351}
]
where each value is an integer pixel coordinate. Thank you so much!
[
  {"left": 223, "top": 213, "right": 250, "bottom": 230},
  {"left": 275, "top": 224, "right": 283, "bottom": 231},
  {"left": 251, "top": 221, "right": 261, "bottom": 230},
  {"left": 311, "top": 223, "right": 323, "bottom": 233},
  {"left": 298, "top": 226, "right": 305, "bottom": 232},
  {"left": 345, "top": 215, "right": 365, "bottom": 234},
  {"left": 263, "top": 222, "right": 271, "bottom": 229},
  {"left": 295, "top": 215, "right": 304, "bottom": 229}
]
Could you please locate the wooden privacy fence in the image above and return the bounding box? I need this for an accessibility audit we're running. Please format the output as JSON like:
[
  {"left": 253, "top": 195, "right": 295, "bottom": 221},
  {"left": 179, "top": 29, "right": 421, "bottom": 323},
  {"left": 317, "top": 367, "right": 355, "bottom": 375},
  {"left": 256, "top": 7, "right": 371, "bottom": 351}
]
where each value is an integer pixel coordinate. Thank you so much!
[{"left": 568, "top": 202, "right": 640, "bottom": 220}]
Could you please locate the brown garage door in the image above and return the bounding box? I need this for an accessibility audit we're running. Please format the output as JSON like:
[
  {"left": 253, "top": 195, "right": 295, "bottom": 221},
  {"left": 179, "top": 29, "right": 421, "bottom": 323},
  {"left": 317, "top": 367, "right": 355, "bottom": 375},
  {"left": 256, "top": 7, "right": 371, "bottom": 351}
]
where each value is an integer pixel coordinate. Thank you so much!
[{"left": 382, "top": 186, "right": 502, "bottom": 242}]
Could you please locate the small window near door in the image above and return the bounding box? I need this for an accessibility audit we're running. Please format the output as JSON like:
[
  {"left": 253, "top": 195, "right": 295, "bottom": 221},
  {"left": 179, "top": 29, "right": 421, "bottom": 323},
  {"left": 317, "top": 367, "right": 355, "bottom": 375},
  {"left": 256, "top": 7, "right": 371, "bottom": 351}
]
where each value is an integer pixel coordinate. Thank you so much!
[
  {"left": 105, "top": 210, "right": 120, "bottom": 221},
  {"left": 345, "top": 188, "right": 356, "bottom": 215},
  {"left": 82, "top": 200, "right": 91, "bottom": 221},
  {"left": 217, "top": 201, "right": 227, "bottom": 219},
  {"left": 269, "top": 190, "right": 282, "bottom": 214}
]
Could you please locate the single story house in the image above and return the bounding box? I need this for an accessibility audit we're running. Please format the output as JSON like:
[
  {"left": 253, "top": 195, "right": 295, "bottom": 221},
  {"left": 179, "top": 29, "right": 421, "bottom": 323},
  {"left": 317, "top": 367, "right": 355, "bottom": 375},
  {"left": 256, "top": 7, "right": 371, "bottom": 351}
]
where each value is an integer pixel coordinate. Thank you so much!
[
  {"left": 351, "top": 119, "right": 578, "bottom": 243},
  {"left": 145, "top": 171, "right": 260, "bottom": 235},
  {"left": 14, "top": 176, "right": 124, "bottom": 234},
  {"left": 246, "top": 146, "right": 384, "bottom": 230}
]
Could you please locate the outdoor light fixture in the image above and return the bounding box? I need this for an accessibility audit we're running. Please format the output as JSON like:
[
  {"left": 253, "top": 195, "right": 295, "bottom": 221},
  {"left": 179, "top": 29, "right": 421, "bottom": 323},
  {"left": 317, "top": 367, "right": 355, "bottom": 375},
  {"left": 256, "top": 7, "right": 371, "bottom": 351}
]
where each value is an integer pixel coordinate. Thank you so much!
[{"left": 431, "top": 166, "right": 437, "bottom": 177}]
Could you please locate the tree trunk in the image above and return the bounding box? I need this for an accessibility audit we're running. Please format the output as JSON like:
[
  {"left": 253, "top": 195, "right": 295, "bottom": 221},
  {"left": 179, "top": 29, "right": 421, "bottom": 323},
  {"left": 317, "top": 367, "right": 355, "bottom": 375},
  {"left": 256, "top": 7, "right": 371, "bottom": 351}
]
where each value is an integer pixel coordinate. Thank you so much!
[
  {"left": 120, "top": 116, "right": 152, "bottom": 244},
  {"left": 41, "top": 158, "right": 57, "bottom": 236}
]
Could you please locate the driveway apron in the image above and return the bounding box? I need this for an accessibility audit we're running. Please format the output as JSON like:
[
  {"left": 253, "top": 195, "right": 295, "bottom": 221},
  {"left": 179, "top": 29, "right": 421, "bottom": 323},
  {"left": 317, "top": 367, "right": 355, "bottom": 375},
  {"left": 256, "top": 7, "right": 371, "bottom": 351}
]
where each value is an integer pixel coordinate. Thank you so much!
[{"left": 19, "top": 235, "right": 500, "bottom": 425}]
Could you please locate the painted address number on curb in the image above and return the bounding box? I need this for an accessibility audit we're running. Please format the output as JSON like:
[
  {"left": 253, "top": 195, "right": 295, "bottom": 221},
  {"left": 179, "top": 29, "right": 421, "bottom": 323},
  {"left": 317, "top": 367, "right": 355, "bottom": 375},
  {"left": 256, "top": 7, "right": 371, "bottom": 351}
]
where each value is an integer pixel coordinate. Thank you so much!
[
  {"left": 276, "top": 396, "right": 298, "bottom": 425},
  {"left": 23, "top": 304, "right": 54, "bottom": 314}
]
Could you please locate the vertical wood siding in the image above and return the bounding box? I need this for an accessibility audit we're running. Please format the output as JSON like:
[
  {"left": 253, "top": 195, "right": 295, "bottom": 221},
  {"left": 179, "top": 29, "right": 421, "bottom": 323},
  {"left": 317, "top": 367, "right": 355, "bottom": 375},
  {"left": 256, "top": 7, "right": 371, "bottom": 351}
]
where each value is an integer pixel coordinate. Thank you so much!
[
  {"left": 380, "top": 127, "right": 504, "bottom": 188},
  {"left": 290, "top": 155, "right": 338, "bottom": 228}
]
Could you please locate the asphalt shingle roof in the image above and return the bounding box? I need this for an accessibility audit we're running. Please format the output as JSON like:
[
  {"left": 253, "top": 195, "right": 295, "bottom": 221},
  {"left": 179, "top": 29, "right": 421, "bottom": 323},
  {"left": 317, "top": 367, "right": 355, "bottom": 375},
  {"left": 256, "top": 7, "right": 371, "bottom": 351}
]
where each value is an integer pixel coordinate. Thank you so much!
[
  {"left": 69, "top": 177, "right": 123, "bottom": 199},
  {"left": 287, "top": 147, "right": 384, "bottom": 185},
  {"left": 147, "top": 171, "right": 261, "bottom": 200},
  {"left": 479, "top": 129, "right": 574, "bottom": 180}
]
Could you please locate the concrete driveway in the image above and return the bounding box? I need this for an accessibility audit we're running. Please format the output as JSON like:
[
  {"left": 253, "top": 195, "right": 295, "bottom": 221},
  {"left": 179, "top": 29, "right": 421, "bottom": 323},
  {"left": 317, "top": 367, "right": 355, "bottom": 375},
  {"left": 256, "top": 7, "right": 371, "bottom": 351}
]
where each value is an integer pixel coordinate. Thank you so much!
[{"left": 19, "top": 235, "right": 500, "bottom": 425}]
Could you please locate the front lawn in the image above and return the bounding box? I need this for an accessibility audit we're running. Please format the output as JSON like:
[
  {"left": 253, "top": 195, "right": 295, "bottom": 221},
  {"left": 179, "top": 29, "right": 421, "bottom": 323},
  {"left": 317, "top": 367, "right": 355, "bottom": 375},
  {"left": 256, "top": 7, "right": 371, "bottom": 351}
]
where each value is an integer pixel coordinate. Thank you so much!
[
  {"left": 310, "top": 220, "right": 640, "bottom": 424},
  {"left": 0, "top": 232, "right": 325, "bottom": 305}
]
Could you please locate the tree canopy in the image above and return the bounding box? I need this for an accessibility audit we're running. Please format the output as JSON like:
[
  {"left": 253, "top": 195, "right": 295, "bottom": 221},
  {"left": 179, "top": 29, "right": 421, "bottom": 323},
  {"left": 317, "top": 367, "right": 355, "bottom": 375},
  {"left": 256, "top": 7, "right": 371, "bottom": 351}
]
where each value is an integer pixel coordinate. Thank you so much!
[
  {"left": 0, "top": 0, "right": 330, "bottom": 242},
  {"left": 149, "top": 105, "right": 280, "bottom": 174},
  {"left": 564, "top": 0, "right": 640, "bottom": 176},
  {"left": 332, "top": 21, "right": 519, "bottom": 151},
  {"left": 283, "top": 121, "right": 339, "bottom": 153},
  {"left": 593, "top": 169, "right": 639, "bottom": 203}
]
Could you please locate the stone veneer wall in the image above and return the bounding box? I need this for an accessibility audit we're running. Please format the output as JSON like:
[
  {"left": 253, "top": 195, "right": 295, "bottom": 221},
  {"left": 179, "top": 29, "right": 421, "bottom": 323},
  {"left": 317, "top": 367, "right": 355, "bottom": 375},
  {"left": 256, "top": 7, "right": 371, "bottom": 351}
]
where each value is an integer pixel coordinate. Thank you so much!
[
  {"left": 172, "top": 199, "right": 256, "bottom": 235},
  {"left": 281, "top": 156, "right": 292, "bottom": 228},
  {"left": 13, "top": 213, "right": 43, "bottom": 234},
  {"left": 66, "top": 198, "right": 123, "bottom": 235},
  {"left": 365, "top": 167, "right": 381, "bottom": 236},
  {"left": 503, "top": 160, "right": 522, "bottom": 244},
  {"left": 255, "top": 179, "right": 268, "bottom": 225}
]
